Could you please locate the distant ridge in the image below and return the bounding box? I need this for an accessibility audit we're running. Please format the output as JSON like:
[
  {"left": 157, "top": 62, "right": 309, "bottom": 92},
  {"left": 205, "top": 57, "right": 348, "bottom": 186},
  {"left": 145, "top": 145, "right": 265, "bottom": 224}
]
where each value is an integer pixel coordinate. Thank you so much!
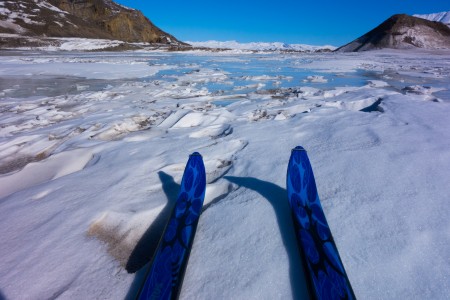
[
  {"left": 337, "top": 14, "right": 450, "bottom": 52},
  {"left": 186, "top": 40, "right": 336, "bottom": 52},
  {"left": 414, "top": 11, "right": 450, "bottom": 26}
]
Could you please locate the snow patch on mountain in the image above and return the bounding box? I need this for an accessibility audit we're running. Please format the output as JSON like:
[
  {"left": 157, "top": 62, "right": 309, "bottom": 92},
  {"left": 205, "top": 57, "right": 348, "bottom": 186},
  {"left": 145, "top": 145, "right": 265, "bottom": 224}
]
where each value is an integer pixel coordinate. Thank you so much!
[
  {"left": 35, "top": 1, "right": 67, "bottom": 14},
  {"left": 0, "top": 20, "right": 27, "bottom": 34},
  {"left": 186, "top": 40, "right": 336, "bottom": 52},
  {"left": 0, "top": 0, "right": 67, "bottom": 33}
]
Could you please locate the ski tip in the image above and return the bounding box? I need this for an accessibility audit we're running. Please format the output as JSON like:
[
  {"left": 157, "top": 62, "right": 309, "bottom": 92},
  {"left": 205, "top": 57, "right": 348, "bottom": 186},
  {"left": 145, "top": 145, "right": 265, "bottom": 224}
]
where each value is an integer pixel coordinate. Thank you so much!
[
  {"left": 292, "top": 146, "right": 306, "bottom": 152},
  {"left": 190, "top": 152, "right": 202, "bottom": 157}
]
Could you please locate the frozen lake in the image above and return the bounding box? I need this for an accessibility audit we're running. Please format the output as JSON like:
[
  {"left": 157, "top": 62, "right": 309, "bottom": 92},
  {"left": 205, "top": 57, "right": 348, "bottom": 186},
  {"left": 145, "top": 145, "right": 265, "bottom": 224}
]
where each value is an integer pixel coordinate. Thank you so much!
[{"left": 0, "top": 49, "right": 449, "bottom": 299}]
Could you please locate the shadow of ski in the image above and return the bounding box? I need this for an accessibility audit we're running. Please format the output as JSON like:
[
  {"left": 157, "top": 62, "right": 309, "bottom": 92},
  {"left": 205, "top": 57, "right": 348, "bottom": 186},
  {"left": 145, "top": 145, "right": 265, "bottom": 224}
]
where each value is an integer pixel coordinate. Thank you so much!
[
  {"left": 224, "top": 176, "right": 309, "bottom": 300},
  {"left": 125, "top": 174, "right": 309, "bottom": 299},
  {"left": 124, "top": 171, "right": 180, "bottom": 299}
]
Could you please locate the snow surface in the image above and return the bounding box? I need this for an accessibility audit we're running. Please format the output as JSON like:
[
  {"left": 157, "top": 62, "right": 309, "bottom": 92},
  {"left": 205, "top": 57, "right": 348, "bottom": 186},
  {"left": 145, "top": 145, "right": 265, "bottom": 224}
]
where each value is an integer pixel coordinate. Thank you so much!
[
  {"left": 0, "top": 49, "right": 450, "bottom": 299},
  {"left": 186, "top": 40, "right": 336, "bottom": 52}
]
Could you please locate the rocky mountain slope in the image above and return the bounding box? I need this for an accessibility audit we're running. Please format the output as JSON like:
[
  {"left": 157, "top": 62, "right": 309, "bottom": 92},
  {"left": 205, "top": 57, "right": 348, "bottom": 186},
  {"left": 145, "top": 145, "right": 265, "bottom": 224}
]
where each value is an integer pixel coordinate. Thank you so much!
[
  {"left": 336, "top": 14, "right": 450, "bottom": 52},
  {"left": 0, "top": 0, "right": 181, "bottom": 45}
]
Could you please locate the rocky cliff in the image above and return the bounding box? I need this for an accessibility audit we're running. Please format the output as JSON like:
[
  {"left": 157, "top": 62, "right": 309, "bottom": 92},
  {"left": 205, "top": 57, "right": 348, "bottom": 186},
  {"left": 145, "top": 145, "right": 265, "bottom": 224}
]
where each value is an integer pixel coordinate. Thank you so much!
[{"left": 336, "top": 14, "right": 450, "bottom": 52}]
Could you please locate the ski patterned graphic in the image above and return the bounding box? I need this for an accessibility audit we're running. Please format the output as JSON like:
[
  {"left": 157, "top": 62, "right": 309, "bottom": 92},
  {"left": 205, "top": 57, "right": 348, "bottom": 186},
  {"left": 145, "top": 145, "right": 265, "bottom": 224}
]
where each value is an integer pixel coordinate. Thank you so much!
[
  {"left": 287, "top": 146, "right": 356, "bottom": 300},
  {"left": 138, "top": 152, "right": 206, "bottom": 300}
]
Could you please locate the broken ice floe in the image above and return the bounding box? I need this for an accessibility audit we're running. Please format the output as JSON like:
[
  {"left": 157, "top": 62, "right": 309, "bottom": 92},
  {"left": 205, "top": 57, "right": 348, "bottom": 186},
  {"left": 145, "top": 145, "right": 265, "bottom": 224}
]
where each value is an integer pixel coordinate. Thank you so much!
[{"left": 303, "top": 75, "right": 328, "bottom": 83}]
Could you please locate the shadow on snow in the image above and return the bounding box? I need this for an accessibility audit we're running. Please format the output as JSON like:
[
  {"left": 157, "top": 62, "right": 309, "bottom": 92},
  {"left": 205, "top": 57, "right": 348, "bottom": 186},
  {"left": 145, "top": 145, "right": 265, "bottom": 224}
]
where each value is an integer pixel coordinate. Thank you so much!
[
  {"left": 125, "top": 173, "right": 308, "bottom": 299},
  {"left": 124, "top": 171, "right": 179, "bottom": 300},
  {"left": 224, "top": 176, "right": 309, "bottom": 300}
]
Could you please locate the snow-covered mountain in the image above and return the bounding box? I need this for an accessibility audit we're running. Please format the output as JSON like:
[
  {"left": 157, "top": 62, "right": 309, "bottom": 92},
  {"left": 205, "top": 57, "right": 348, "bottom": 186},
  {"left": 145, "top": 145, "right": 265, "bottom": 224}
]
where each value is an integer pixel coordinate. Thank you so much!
[
  {"left": 186, "top": 40, "right": 336, "bottom": 52},
  {"left": 337, "top": 14, "right": 450, "bottom": 52},
  {"left": 414, "top": 11, "right": 450, "bottom": 26}
]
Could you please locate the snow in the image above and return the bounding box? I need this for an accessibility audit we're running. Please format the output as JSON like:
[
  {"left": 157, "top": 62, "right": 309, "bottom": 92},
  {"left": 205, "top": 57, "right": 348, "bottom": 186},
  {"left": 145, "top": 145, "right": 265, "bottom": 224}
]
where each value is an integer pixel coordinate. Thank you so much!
[
  {"left": 0, "top": 19, "right": 28, "bottom": 33},
  {"left": 186, "top": 40, "right": 337, "bottom": 52},
  {"left": 0, "top": 49, "right": 450, "bottom": 299},
  {"left": 0, "top": 0, "right": 71, "bottom": 37},
  {"left": 35, "top": 0, "right": 68, "bottom": 14},
  {"left": 0, "top": 3, "right": 43, "bottom": 26},
  {"left": 113, "top": 1, "right": 136, "bottom": 12},
  {"left": 0, "top": 148, "right": 94, "bottom": 198}
]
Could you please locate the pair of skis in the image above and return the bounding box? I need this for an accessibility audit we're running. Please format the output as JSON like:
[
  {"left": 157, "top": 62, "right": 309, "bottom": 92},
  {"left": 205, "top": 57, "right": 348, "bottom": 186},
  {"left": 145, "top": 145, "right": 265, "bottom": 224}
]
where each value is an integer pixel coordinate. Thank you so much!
[{"left": 137, "top": 147, "right": 355, "bottom": 299}]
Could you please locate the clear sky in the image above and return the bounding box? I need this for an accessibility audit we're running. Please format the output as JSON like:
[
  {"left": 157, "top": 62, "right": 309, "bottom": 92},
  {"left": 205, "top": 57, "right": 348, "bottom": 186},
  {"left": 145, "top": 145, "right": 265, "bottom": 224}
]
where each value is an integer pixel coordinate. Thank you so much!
[{"left": 114, "top": 0, "right": 449, "bottom": 46}]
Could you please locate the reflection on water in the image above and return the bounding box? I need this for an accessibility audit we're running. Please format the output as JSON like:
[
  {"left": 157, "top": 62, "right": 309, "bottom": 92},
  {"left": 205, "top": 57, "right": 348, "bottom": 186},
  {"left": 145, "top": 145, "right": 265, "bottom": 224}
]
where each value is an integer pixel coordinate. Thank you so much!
[{"left": 0, "top": 75, "right": 114, "bottom": 98}]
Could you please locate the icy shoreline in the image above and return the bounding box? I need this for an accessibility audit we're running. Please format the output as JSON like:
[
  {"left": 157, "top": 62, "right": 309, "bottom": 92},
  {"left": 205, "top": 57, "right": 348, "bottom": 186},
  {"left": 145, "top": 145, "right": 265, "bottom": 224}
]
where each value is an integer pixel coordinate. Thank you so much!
[{"left": 0, "top": 49, "right": 449, "bottom": 299}]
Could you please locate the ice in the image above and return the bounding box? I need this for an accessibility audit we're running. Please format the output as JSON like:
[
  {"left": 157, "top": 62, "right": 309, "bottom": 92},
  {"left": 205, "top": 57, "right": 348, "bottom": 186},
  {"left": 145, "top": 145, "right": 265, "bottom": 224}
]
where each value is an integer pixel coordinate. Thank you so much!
[
  {"left": 0, "top": 49, "right": 449, "bottom": 299},
  {"left": 0, "top": 53, "right": 175, "bottom": 80},
  {"left": 303, "top": 75, "right": 328, "bottom": 83}
]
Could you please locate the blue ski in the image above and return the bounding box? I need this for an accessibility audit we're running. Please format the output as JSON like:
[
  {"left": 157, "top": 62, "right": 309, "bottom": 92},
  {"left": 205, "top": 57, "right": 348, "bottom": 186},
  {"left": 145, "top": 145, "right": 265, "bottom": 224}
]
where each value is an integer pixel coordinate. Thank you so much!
[
  {"left": 138, "top": 152, "right": 206, "bottom": 300},
  {"left": 287, "top": 146, "right": 356, "bottom": 299}
]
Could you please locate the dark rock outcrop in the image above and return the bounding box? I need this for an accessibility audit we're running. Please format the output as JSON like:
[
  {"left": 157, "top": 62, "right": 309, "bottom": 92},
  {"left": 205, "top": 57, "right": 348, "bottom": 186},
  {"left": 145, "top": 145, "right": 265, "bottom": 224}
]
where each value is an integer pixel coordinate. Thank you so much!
[
  {"left": 0, "top": 0, "right": 183, "bottom": 45},
  {"left": 336, "top": 14, "right": 450, "bottom": 52}
]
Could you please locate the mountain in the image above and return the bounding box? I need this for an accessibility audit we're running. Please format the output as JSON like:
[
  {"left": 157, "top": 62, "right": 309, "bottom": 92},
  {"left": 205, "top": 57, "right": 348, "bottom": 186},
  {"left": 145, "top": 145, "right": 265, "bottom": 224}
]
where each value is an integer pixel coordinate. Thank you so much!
[
  {"left": 0, "top": 0, "right": 182, "bottom": 45},
  {"left": 414, "top": 11, "right": 450, "bottom": 26},
  {"left": 336, "top": 14, "right": 450, "bottom": 52},
  {"left": 185, "top": 40, "right": 336, "bottom": 52}
]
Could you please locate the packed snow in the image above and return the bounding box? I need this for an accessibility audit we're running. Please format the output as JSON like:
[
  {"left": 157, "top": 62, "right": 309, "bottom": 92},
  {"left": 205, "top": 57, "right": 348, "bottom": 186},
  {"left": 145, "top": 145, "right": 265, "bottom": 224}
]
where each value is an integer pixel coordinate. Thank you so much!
[
  {"left": 0, "top": 49, "right": 449, "bottom": 300},
  {"left": 186, "top": 40, "right": 336, "bottom": 52}
]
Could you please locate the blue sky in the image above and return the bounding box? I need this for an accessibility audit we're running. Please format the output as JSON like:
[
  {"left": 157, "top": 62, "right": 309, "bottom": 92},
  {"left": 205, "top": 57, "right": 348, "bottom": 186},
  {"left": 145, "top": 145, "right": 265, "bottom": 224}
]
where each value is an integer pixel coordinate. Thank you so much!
[{"left": 114, "top": 0, "right": 449, "bottom": 46}]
